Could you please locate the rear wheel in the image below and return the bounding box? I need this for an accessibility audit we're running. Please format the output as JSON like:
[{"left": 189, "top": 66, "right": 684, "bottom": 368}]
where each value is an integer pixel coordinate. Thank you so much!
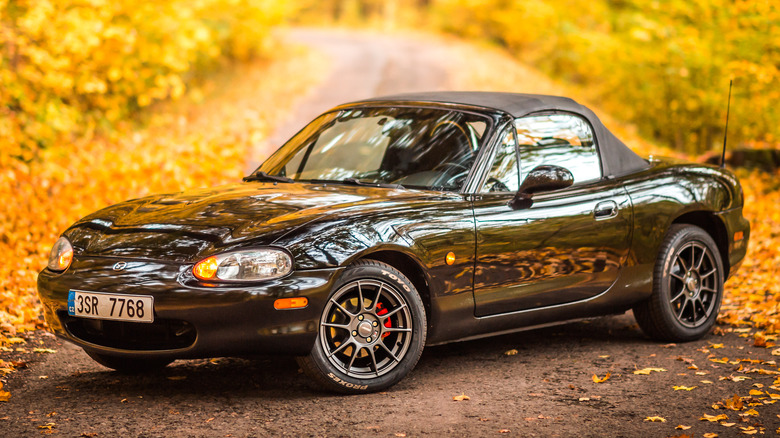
[
  {"left": 633, "top": 224, "right": 724, "bottom": 341},
  {"left": 297, "top": 260, "right": 426, "bottom": 393},
  {"left": 86, "top": 351, "right": 172, "bottom": 373}
]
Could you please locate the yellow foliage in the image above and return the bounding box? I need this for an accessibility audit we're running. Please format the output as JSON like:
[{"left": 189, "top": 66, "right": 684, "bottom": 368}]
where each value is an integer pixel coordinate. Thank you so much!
[
  {"left": 0, "top": 0, "right": 291, "bottom": 159},
  {"left": 431, "top": 0, "right": 780, "bottom": 155}
]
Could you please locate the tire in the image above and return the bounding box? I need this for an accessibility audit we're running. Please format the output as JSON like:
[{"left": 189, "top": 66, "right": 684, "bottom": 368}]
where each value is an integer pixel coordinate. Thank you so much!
[
  {"left": 297, "top": 260, "right": 427, "bottom": 393},
  {"left": 633, "top": 224, "right": 724, "bottom": 342},
  {"left": 86, "top": 351, "right": 172, "bottom": 374}
]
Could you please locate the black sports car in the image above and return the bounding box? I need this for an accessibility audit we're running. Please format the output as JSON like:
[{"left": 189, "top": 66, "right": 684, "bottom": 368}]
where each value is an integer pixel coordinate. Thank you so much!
[{"left": 38, "top": 92, "right": 750, "bottom": 393}]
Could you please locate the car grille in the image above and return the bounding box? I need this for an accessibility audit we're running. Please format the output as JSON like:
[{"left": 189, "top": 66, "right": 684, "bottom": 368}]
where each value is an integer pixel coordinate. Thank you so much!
[{"left": 58, "top": 311, "right": 196, "bottom": 351}]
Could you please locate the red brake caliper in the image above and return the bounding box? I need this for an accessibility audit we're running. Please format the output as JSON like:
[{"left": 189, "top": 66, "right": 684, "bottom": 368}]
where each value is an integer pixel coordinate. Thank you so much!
[{"left": 376, "top": 302, "right": 391, "bottom": 338}]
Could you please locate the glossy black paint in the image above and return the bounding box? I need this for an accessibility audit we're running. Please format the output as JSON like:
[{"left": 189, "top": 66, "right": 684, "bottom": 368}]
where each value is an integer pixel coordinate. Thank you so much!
[{"left": 37, "top": 95, "right": 750, "bottom": 361}]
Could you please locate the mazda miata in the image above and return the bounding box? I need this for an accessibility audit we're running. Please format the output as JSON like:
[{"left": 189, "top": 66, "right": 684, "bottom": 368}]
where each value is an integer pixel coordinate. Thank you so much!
[{"left": 38, "top": 92, "right": 750, "bottom": 393}]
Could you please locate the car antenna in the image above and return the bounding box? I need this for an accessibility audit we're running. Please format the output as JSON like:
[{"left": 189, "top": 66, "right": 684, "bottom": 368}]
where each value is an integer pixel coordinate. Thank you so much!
[{"left": 720, "top": 79, "right": 733, "bottom": 168}]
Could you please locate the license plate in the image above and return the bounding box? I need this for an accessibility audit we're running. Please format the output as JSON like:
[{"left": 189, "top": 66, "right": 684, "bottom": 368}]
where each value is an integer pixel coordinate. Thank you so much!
[{"left": 68, "top": 290, "right": 154, "bottom": 323}]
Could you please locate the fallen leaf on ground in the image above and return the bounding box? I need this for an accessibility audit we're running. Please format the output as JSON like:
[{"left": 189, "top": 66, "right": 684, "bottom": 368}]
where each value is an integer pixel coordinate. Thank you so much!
[
  {"left": 710, "top": 343, "right": 725, "bottom": 349},
  {"left": 504, "top": 349, "right": 518, "bottom": 356},
  {"left": 592, "top": 372, "right": 611, "bottom": 383},
  {"left": 675, "top": 425, "right": 691, "bottom": 430},
  {"left": 749, "top": 389, "right": 763, "bottom": 396},
  {"left": 673, "top": 385, "right": 697, "bottom": 391},
  {"left": 644, "top": 416, "right": 666, "bottom": 422},
  {"left": 701, "top": 414, "right": 729, "bottom": 422},
  {"left": 166, "top": 376, "right": 187, "bottom": 381},
  {"left": 702, "top": 433, "right": 718, "bottom": 438},
  {"left": 739, "top": 409, "right": 759, "bottom": 417},
  {"left": 498, "top": 429, "right": 510, "bottom": 433},
  {"left": 33, "top": 348, "right": 57, "bottom": 354},
  {"left": 38, "top": 423, "right": 56, "bottom": 430},
  {"left": 633, "top": 367, "right": 666, "bottom": 375},
  {"left": 453, "top": 393, "right": 470, "bottom": 401}
]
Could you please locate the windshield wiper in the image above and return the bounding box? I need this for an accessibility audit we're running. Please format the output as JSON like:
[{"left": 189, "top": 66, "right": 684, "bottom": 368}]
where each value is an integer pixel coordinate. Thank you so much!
[
  {"left": 243, "top": 171, "right": 294, "bottom": 183},
  {"left": 342, "top": 178, "right": 403, "bottom": 189},
  {"left": 302, "top": 178, "right": 403, "bottom": 189}
]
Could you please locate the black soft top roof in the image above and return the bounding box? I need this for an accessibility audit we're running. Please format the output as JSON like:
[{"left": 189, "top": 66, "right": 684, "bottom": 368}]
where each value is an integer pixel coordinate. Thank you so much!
[{"left": 352, "top": 91, "right": 650, "bottom": 178}]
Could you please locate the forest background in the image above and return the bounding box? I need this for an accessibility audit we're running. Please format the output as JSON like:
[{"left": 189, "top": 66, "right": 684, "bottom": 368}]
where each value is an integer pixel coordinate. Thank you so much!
[{"left": 1, "top": 0, "right": 778, "bottom": 361}]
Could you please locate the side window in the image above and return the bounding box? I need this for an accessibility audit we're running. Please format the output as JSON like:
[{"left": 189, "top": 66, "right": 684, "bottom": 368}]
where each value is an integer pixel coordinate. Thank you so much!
[
  {"left": 481, "top": 127, "right": 520, "bottom": 192},
  {"left": 515, "top": 114, "right": 601, "bottom": 183}
]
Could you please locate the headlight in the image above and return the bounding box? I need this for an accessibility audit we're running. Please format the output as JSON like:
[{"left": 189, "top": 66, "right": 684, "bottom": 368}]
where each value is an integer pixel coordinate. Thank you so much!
[
  {"left": 193, "top": 248, "right": 292, "bottom": 282},
  {"left": 47, "top": 237, "right": 73, "bottom": 272}
]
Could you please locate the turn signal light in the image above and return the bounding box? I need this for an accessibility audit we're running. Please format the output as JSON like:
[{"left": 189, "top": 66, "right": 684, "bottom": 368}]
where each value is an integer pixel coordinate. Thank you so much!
[
  {"left": 193, "top": 256, "right": 219, "bottom": 280},
  {"left": 274, "top": 297, "right": 308, "bottom": 310},
  {"left": 445, "top": 252, "right": 456, "bottom": 265},
  {"left": 734, "top": 231, "right": 744, "bottom": 242}
]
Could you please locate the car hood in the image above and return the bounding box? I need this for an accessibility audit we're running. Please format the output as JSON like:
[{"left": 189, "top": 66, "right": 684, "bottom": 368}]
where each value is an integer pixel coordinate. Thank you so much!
[{"left": 65, "top": 182, "right": 449, "bottom": 262}]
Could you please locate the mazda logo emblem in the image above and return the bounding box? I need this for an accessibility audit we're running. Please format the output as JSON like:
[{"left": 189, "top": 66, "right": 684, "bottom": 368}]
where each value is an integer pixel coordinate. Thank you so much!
[{"left": 112, "top": 262, "right": 127, "bottom": 271}]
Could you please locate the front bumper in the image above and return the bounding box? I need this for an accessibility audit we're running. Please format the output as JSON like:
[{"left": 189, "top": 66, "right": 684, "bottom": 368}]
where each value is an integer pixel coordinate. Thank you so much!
[{"left": 37, "top": 256, "right": 343, "bottom": 359}]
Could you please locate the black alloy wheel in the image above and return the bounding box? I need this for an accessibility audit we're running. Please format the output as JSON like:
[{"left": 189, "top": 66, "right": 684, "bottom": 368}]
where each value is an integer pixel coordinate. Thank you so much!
[
  {"left": 297, "top": 260, "right": 426, "bottom": 393},
  {"left": 634, "top": 224, "right": 724, "bottom": 341}
]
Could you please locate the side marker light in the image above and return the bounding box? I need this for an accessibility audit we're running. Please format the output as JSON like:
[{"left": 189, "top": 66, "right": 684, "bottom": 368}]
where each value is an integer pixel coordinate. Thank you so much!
[
  {"left": 445, "top": 252, "right": 456, "bottom": 265},
  {"left": 274, "top": 297, "right": 308, "bottom": 310}
]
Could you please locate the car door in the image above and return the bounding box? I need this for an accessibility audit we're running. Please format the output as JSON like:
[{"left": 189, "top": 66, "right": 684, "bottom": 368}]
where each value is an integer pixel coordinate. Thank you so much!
[{"left": 472, "top": 113, "right": 632, "bottom": 317}]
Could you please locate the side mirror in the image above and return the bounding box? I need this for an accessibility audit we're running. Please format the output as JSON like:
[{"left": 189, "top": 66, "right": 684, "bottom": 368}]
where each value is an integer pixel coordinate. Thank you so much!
[{"left": 509, "top": 165, "right": 574, "bottom": 210}]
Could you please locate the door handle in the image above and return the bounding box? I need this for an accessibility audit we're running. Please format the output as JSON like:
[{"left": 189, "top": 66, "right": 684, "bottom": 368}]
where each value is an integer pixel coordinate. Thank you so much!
[{"left": 594, "top": 200, "right": 618, "bottom": 220}]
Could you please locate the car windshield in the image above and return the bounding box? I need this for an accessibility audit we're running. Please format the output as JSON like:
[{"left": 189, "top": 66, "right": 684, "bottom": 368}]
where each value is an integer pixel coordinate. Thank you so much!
[{"left": 256, "top": 107, "right": 492, "bottom": 191}]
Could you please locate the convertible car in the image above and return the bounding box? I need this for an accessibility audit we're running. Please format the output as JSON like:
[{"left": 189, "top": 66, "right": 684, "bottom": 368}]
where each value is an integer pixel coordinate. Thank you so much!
[{"left": 38, "top": 92, "right": 750, "bottom": 393}]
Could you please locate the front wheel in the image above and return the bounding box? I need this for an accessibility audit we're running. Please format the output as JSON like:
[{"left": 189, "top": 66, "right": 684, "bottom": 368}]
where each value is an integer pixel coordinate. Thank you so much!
[
  {"left": 633, "top": 224, "right": 724, "bottom": 341},
  {"left": 297, "top": 260, "right": 427, "bottom": 393}
]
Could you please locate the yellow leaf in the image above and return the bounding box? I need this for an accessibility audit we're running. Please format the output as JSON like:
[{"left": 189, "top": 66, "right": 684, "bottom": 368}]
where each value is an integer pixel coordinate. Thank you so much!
[
  {"left": 701, "top": 414, "right": 729, "bottom": 422},
  {"left": 0, "top": 390, "right": 10, "bottom": 402},
  {"left": 749, "top": 389, "right": 763, "bottom": 396},
  {"left": 673, "top": 385, "right": 697, "bottom": 391},
  {"left": 711, "top": 357, "right": 729, "bottom": 364},
  {"left": 721, "top": 422, "right": 736, "bottom": 427},
  {"left": 504, "top": 349, "right": 518, "bottom": 356},
  {"left": 633, "top": 367, "right": 666, "bottom": 375},
  {"left": 643, "top": 416, "right": 666, "bottom": 422},
  {"left": 6, "top": 337, "right": 25, "bottom": 344},
  {"left": 33, "top": 348, "right": 56, "bottom": 354},
  {"left": 453, "top": 393, "right": 470, "bottom": 401},
  {"left": 592, "top": 372, "right": 611, "bottom": 383},
  {"left": 675, "top": 424, "right": 691, "bottom": 430},
  {"left": 771, "top": 349, "right": 780, "bottom": 356},
  {"left": 703, "top": 434, "right": 719, "bottom": 438},
  {"left": 739, "top": 409, "right": 759, "bottom": 417},
  {"left": 710, "top": 343, "right": 725, "bottom": 349},
  {"left": 701, "top": 380, "right": 713, "bottom": 384}
]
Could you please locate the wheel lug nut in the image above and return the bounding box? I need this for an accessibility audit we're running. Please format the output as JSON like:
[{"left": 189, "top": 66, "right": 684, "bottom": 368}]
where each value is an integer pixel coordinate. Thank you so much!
[
  {"left": 366, "top": 337, "right": 372, "bottom": 342},
  {"left": 358, "top": 315, "right": 364, "bottom": 321},
  {"left": 372, "top": 321, "right": 378, "bottom": 327},
  {"left": 352, "top": 331, "right": 357, "bottom": 336}
]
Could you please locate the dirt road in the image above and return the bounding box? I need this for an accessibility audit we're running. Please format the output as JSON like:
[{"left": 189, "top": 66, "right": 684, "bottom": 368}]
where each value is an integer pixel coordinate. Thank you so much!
[{"left": 3, "top": 29, "right": 778, "bottom": 437}]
